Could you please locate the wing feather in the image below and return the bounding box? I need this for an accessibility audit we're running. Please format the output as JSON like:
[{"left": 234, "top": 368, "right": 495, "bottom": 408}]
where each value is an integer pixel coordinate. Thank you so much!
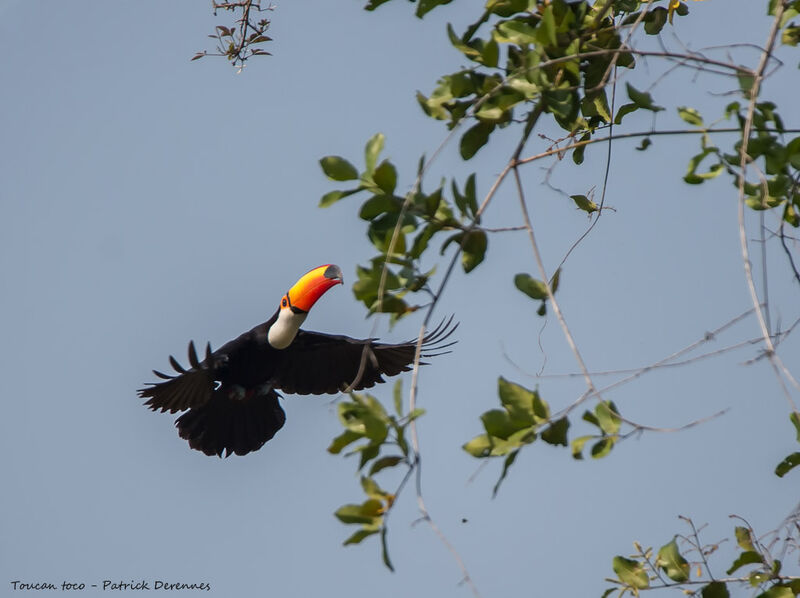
[{"left": 272, "top": 317, "right": 457, "bottom": 395}]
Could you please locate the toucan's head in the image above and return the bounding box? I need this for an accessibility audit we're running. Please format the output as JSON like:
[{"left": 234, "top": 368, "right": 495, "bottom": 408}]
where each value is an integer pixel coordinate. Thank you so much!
[{"left": 268, "top": 264, "right": 343, "bottom": 349}]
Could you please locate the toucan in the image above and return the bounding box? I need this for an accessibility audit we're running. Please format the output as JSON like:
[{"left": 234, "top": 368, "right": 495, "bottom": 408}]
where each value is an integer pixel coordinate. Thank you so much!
[{"left": 139, "top": 264, "right": 456, "bottom": 457}]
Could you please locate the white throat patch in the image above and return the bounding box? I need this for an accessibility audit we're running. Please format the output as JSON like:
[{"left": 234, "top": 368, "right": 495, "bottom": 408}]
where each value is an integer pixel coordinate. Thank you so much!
[{"left": 267, "top": 308, "right": 307, "bottom": 349}]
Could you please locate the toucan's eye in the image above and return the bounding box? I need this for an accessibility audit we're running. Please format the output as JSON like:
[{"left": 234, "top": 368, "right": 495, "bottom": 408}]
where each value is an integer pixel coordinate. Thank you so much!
[{"left": 282, "top": 297, "right": 288, "bottom": 308}]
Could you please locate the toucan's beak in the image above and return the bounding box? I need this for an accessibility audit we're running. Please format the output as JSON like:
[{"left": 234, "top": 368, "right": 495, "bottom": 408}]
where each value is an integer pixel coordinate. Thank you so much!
[{"left": 287, "top": 264, "right": 343, "bottom": 313}]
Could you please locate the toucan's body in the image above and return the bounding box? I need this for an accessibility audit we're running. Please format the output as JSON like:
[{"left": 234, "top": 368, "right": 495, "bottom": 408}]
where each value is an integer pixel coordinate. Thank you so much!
[{"left": 139, "top": 264, "right": 455, "bottom": 457}]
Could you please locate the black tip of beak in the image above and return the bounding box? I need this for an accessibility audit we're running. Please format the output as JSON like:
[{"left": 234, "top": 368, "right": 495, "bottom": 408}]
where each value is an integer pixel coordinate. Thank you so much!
[{"left": 324, "top": 264, "right": 344, "bottom": 284}]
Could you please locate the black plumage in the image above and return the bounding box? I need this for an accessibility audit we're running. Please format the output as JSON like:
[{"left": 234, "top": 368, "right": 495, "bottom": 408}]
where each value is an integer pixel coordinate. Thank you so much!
[{"left": 139, "top": 315, "right": 456, "bottom": 457}]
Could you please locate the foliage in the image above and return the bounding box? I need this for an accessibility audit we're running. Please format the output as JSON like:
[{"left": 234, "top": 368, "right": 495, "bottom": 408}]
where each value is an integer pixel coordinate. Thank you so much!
[
  {"left": 194, "top": 1, "right": 273, "bottom": 68},
  {"left": 314, "top": 0, "right": 800, "bottom": 583},
  {"left": 606, "top": 516, "right": 800, "bottom": 598},
  {"left": 198, "top": 0, "right": 800, "bottom": 591}
]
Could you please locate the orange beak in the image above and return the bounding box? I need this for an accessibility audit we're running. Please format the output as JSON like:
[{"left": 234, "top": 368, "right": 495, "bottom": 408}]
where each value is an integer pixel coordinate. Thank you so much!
[{"left": 287, "top": 264, "right": 343, "bottom": 313}]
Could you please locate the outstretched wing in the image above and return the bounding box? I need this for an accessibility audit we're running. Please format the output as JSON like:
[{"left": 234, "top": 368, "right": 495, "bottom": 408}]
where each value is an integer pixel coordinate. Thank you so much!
[
  {"left": 138, "top": 341, "right": 217, "bottom": 413},
  {"left": 272, "top": 317, "right": 458, "bottom": 395}
]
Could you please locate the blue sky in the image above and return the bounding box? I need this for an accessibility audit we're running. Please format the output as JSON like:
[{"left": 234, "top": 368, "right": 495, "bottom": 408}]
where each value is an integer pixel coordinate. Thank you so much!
[{"left": 2, "top": 1, "right": 799, "bottom": 597}]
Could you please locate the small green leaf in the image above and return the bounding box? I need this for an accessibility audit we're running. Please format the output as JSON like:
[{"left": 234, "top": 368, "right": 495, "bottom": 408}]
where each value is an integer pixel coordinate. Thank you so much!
[
  {"left": 791, "top": 411, "right": 800, "bottom": 442},
  {"left": 573, "top": 133, "right": 590, "bottom": 164},
  {"left": 380, "top": 526, "right": 394, "bottom": 572},
  {"left": 726, "top": 550, "right": 764, "bottom": 575},
  {"left": 319, "top": 187, "right": 362, "bottom": 207},
  {"left": 494, "top": 20, "right": 538, "bottom": 45},
  {"left": 320, "top": 156, "right": 359, "bottom": 181},
  {"left": 415, "top": 0, "right": 452, "bottom": 18},
  {"left": 369, "top": 456, "right": 405, "bottom": 475},
  {"left": 678, "top": 106, "right": 704, "bottom": 127},
  {"left": 498, "top": 377, "right": 536, "bottom": 425},
  {"left": 571, "top": 435, "right": 593, "bottom": 460},
  {"left": 328, "top": 429, "right": 364, "bottom": 454},
  {"left": 656, "top": 538, "right": 690, "bottom": 582},
  {"left": 393, "top": 379, "right": 403, "bottom": 416},
  {"left": 464, "top": 433, "right": 492, "bottom": 457},
  {"left": 735, "top": 526, "right": 755, "bottom": 551},
  {"left": 373, "top": 160, "right": 398, "bottom": 194},
  {"left": 365, "top": 133, "right": 385, "bottom": 174},
  {"left": 460, "top": 122, "right": 494, "bottom": 160},
  {"left": 492, "top": 450, "right": 519, "bottom": 497},
  {"left": 612, "top": 556, "right": 650, "bottom": 590},
  {"left": 758, "top": 585, "right": 794, "bottom": 598},
  {"left": 702, "top": 581, "right": 730, "bottom": 598},
  {"left": 644, "top": 7, "right": 668, "bottom": 35},
  {"left": 335, "top": 500, "right": 383, "bottom": 524},
  {"left": 626, "top": 83, "right": 664, "bottom": 112},
  {"left": 591, "top": 436, "right": 615, "bottom": 459},
  {"left": 596, "top": 401, "right": 621, "bottom": 435},
  {"left": 343, "top": 528, "right": 379, "bottom": 545},
  {"left": 461, "top": 230, "right": 488, "bottom": 272},
  {"left": 571, "top": 194, "right": 598, "bottom": 213},
  {"left": 514, "top": 273, "right": 549, "bottom": 300},
  {"left": 541, "top": 417, "right": 570, "bottom": 446},
  {"left": 775, "top": 451, "right": 800, "bottom": 477}
]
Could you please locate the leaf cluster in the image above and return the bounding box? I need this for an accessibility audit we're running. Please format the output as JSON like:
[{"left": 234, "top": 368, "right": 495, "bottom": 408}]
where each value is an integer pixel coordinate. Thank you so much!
[
  {"left": 193, "top": 1, "right": 273, "bottom": 67},
  {"left": 681, "top": 102, "right": 800, "bottom": 228},
  {"left": 328, "top": 381, "right": 422, "bottom": 570},
  {"left": 607, "top": 519, "right": 800, "bottom": 598},
  {"left": 320, "top": 133, "right": 488, "bottom": 321}
]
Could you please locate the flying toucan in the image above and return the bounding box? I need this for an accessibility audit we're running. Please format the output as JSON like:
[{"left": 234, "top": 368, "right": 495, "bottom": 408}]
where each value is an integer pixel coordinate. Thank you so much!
[{"left": 139, "top": 264, "right": 456, "bottom": 457}]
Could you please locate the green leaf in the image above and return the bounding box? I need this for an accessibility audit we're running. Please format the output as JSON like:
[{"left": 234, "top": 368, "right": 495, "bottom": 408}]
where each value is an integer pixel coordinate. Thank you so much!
[
  {"left": 702, "top": 581, "right": 730, "bottom": 598},
  {"left": 373, "top": 160, "right": 398, "bottom": 194},
  {"left": 498, "top": 377, "right": 536, "bottom": 425},
  {"left": 343, "top": 527, "right": 380, "bottom": 545},
  {"left": 541, "top": 417, "right": 570, "bottom": 446},
  {"left": 612, "top": 556, "right": 650, "bottom": 590},
  {"left": 460, "top": 122, "right": 494, "bottom": 159},
  {"left": 644, "top": 7, "right": 668, "bottom": 35},
  {"left": 571, "top": 194, "right": 598, "bottom": 213},
  {"left": 492, "top": 450, "right": 519, "bottom": 497},
  {"left": 380, "top": 526, "right": 394, "bottom": 572},
  {"left": 494, "top": 20, "right": 538, "bottom": 45},
  {"left": 416, "top": 0, "right": 452, "bottom": 18},
  {"left": 596, "top": 401, "right": 621, "bottom": 435},
  {"left": 365, "top": 133, "right": 385, "bottom": 174},
  {"left": 320, "top": 156, "right": 359, "bottom": 181},
  {"left": 678, "top": 106, "right": 704, "bottom": 127},
  {"left": 463, "top": 433, "right": 492, "bottom": 457},
  {"left": 369, "top": 456, "right": 405, "bottom": 475},
  {"left": 461, "top": 230, "right": 488, "bottom": 272},
  {"left": 514, "top": 273, "right": 549, "bottom": 300},
  {"left": 319, "top": 187, "right": 363, "bottom": 207},
  {"left": 656, "top": 538, "right": 690, "bottom": 582},
  {"left": 775, "top": 451, "right": 800, "bottom": 477},
  {"left": 328, "top": 429, "right": 364, "bottom": 454},
  {"left": 335, "top": 500, "right": 383, "bottom": 525},
  {"left": 791, "top": 411, "right": 800, "bottom": 442},
  {"left": 360, "top": 475, "right": 387, "bottom": 499},
  {"left": 626, "top": 83, "right": 664, "bottom": 112},
  {"left": 481, "top": 409, "right": 521, "bottom": 439},
  {"left": 735, "top": 526, "right": 755, "bottom": 551},
  {"left": 614, "top": 103, "right": 638, "bottom": 125},
  {"left": 591, "top": 436, "right": 615, "bottom": 459},
  {"left": 393, "top": 379, "right": 403, "bottom": 416},
  {"left": 726, "top": 550, "right": 763, "bottom": 575},
  {"left": 571, "top": 435, "right": 593, "bottom": 460},
  {"left": 757, "top": 585, "right": 794, "bottom": 598},
  {"left": 573, "top": 133, "right": 590, "bottom": 164}
]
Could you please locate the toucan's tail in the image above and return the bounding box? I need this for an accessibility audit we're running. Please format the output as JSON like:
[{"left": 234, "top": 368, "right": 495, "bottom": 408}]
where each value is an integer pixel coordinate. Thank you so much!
[{"left": 175, "top": 390, "right": 286, "bottom": 458}]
